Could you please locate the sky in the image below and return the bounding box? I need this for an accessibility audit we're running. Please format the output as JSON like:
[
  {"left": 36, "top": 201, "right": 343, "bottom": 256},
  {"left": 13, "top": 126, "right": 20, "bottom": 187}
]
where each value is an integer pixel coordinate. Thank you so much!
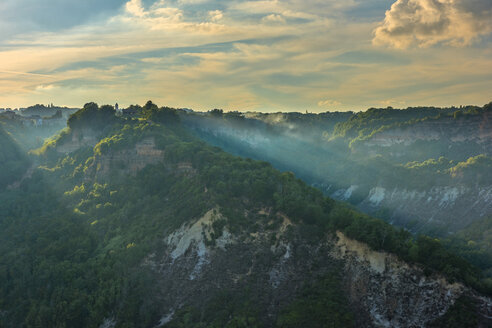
[{"left": 0, "top": 0, "right": 491, "bottom": 112}]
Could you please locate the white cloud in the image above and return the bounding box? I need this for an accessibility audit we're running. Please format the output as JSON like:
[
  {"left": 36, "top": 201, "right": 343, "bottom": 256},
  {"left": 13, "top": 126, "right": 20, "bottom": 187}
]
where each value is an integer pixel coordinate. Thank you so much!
[
  {"left": 208, "top": 10, "right": 223, "bottom": 22},
  {"left": 1, "top": 0, "right": 491, "bottom": 110},
  {"left": 178, "top": 0, "right": 210, "bottom": 3},
  {"left": 35, "top": 84, "right": 57, "bottom": 92},
  {"left": 262, "top": 14, "right": 286, "bottom": 24},
  {"left": 125, "top": 0, "right": 184, "bottom": 24},
  {"left": 379, "top": 99, "right": 406, "bottom": 107},
  {"left": 318, "top": 99, "right": 341, "bottom": 107},
  {"left": 373, "top": 0, "right": 492, "bottom": 49},
  {"left": 126, "top": 0, "right": 146, "bottom": 17}
]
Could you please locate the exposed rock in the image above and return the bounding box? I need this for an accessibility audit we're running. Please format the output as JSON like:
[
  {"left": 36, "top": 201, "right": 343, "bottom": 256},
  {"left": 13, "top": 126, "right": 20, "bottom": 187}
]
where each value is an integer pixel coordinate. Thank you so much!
[
  {"left": 188, "top": 112, "right": 492, "bottom": 235},
  {"left": 57, "top": 128, "right": 99, "bottom": 154},
  {"left": 363, "top": 113, "right": 492, "bottom": 151},
  {"left": 88, "top": 138, "right": 166, "bottom": 179},
  {"left": 139, "top": 210, "right": 489, "bottom": 327},
  {"left": 332, "top": 185, "right": 359, "bottom": 201},
  {"left": 334, "top": 232, "right": 465, "bottom": 327},
  {"left": 354, "top": 185, "right": 492, "bottom": 232},
  {"left": 143, "top": 210, "right": 340, "bottom": 326},
  {"left": 99, "top": 318, "right": 116, "bottom": 328}
]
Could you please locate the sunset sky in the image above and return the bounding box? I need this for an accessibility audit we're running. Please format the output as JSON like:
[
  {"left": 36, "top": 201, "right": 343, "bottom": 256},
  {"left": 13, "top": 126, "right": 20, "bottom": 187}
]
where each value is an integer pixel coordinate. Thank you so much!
[{"left": 0, "top": 0, "right": 491, "bottom": 112}]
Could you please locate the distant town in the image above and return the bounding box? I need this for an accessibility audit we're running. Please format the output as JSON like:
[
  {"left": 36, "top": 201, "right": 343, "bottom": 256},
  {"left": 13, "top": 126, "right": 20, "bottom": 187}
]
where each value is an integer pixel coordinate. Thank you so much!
[{"left": 0, "top": 104, "right": 80, "bottom": 127}]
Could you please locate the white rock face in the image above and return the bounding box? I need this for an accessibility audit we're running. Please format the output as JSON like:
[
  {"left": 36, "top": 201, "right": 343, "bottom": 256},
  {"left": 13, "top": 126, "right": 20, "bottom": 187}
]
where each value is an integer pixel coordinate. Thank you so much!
[
  {"left": 156, "top": 310, "right": 175, "bottom": 327},
  {"left": 166, "top": 209, "right": 231, "bottom": 280},
  {"left": 368, "top": 187, "right": 386, "bottom": 206},
  {"left": 268, "top": 242, "right": 292, "bottom": 289},
  {"left": 334, "top": 232, "right": 466, "bottom": 328},
  {"left": 140, "top": 210, "right": 492, "bottom": 328},
  {"left": 332, "top": 185, "right": 359, "bottom": 201},
  {"left": 167, "top": 213, "right": 211, "bottom": 261},
  {"left": 99, "top": 318, "right": 116, "bottom": 328},
  {"left": 438, "top": 187, "right": 461, "bottom": 207},
  {"left": 332, "top": 184, "right": 492, "bottom": 231}
]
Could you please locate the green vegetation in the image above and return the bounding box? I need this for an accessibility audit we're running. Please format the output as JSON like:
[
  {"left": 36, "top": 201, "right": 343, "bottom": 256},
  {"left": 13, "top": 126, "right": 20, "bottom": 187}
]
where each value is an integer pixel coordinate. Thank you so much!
[
  {"left": 161, "top": 269, "right": 355, "bottom": 328},
  {"left": 448, "top": 154, "right": 492, "bottom": 184},
  {"left": 0, "top": 102, "right": 490, "bottom": 327},
  {"left": 444, "top": 215, "right": 492, "bottom": 281},
  {"left": 166, "top": 290, "right": 262, "bottom": 328},
  {"left": 140, "top": 100, "right": 180, "bottom": 124},
  {"left": 0, "top": 126, "right": 30, "bottom": 189},
  {"left": 331, "top": 103, "right": 491, "bottom": 146},
  {"left": 67, "top": 102, "right": 118, "bottom": 130},
  {"left": 276, "top": 270, "right": 354, "bottom": 328},
  {"left": 183, "top": 102, "right": 492, "bottom": 245},
  {"left": 429, "top": 295, "right": 479, "bottom": 328}
]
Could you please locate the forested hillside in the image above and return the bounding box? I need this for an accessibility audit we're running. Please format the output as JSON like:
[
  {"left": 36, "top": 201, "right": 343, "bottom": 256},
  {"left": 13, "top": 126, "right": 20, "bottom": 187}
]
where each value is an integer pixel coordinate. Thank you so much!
[
  {"left": 0, "top": 102, "right": 490, "bottom": 327},
  {"left": 184, "top": 103, "right": 491, "bottom": 208},
  {"left": 0, "top": 126, "right": 30, "bottom": 189},
  {"left": 183, "top": 103, "right": 492, "bottom": 265}
]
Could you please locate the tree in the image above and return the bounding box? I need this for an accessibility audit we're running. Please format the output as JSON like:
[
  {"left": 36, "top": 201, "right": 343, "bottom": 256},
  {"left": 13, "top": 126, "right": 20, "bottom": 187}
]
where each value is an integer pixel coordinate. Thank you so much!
[{"left": 67, "top": 103, "right": 116, "bottom": 130}]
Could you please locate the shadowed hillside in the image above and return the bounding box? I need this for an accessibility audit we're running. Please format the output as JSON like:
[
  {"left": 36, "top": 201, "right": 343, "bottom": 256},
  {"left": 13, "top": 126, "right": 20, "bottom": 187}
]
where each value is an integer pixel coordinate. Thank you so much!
[
  {"left": 0, "top": 126, "right": 30, "bottom": 190},
  {"left": 182, "top": 104, "right": 492, "bottom": 233}
]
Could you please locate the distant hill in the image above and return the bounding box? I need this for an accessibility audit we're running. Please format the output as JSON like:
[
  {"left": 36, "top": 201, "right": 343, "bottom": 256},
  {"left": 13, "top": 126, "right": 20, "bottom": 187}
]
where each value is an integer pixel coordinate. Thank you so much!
[
  {"left": 20, "top": 104, "right": 79, "bottom": 118},
  {"left": 182, "top": 103, "right": 492, "bottom": 235},
  {"left": 0, "top": 107, "right": 73, "bottom": 151}
]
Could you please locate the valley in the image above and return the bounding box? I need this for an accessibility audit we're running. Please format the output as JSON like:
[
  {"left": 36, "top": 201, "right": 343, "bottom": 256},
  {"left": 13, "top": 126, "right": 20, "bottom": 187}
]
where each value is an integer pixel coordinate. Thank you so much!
[
  {"left": 0, "top": 102, "right": 491, "bottom": 327},
  {"left": 2, "top": 0, "right": 492, "bottom": 326}
]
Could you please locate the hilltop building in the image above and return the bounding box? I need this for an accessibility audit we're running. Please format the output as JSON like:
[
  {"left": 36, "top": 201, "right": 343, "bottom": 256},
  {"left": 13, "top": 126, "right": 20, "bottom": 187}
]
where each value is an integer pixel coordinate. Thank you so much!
[{"left": 115, "top": 103, "right": 123, "bottom": 115}]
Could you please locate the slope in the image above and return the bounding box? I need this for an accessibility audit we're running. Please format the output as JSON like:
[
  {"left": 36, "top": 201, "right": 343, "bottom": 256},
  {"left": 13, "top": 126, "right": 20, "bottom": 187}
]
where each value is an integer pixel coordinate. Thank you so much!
[
  {"left": 0, "top": 125, "right": 30, "bottom": 189},
  {"left": 0, "top": 102, "right": 490, "bottom": 327},
  {"left": 183, "top": 104, "right": 492, "bottom": 233}
]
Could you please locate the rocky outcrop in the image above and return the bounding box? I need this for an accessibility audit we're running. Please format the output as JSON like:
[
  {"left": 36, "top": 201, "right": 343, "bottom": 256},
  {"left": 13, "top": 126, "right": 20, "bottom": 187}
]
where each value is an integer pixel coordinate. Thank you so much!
[
  {"left": 137, "top": 210, "right": 488, "bottom": 327},
  {"left": 86, "top": 138, "right": 196, "bottom": 180},
  {"left": 56, "top": 128, "right": 99, "bottom": 154},
  {"left": 331, "top": 185, "right": 492, "bottom": 232},
  {"left": 188, "top": 112, "right": 492, "bottom": 235},
  {"left": 363, "top": 113, "right": 492, "bottom": 151},
  {"left": 142, "top": 209, "right": 341, "bottom": 326},
  {"left": 334, "top": 232, "right": 465, "bottom": 327},
  {"left": 89, "top": 138, "right": 166, "bottom": 179}
]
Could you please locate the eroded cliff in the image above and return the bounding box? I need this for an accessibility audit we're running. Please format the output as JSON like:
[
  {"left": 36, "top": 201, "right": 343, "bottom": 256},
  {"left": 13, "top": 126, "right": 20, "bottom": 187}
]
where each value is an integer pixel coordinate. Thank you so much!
[{"left": 99, "top": 210, "right": 492, "bottom": 328}]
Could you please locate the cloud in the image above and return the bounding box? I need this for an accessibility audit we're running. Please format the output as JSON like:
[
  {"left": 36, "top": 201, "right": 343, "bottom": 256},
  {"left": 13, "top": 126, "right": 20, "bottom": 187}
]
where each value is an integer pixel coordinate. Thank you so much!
[
  {"left": 208, "top": 10, "right": 224, "bottom": 22},
  {"left": 126, "top": 0, "right": 146, "bottom": 17},
  {"left": 35, "top": 84, "right": 57, "bottom": 92},
  {"left": 262, "top": 14, "right": 286, "bottom": 24},
  {"left": 0, "top": 0, "right": 124, "bottom": 44},
  {"left": 121, "top": 1, "right": 231, "bottom": 34},
  {"left": 379, "top": 98, "right": 406, "bottom": 107},
  {"left": 0, "top": 0, "right": 491, "bottom": 110},
  {"left": 178, "top": 0, "right": 210, "bottom": 3},
  {"left": 373, "top": 0, "right": 492, "bottom": 49},
  {"left": 318, "top": 99, "right": 342, "bottom": 107},
  {"left": 125, "top": 0, "right": 184, "bottom": 23}
]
